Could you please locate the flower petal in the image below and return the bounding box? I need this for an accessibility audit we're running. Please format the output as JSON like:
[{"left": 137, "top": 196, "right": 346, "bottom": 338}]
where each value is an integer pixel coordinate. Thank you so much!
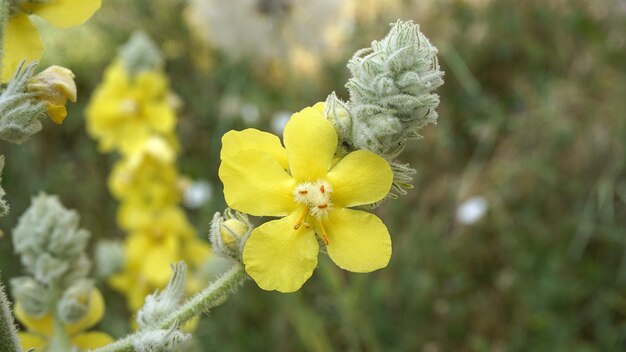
[
  {"left": 326, "top": 150, "right": 393, "bottom": 207},
  {"left": 18, "top": 332, "right": 47, "bottom": 350},
  {"left": 26, "top": 0, "right": 101, "bottom": 28},
  {"left": 66, "top": 288, "right": 105, "bottom": 335},
  {"left": 2, "top": 14, "right": 43, "bottom": 82},
  {"left": 71, "top": 331, "right": 114, "bottom": 349},
  {"left": 284, "top": 106, "right": 337, "bottom": 182},
  {"left": 324, "top": 208, "right": 392, "bottom": 272},
  {"left": 14, "top": 303, "right": 53, "bottom": 336},
  {"left": 243, "top": 212, "right": 319, "bottom": 292},
  {"left": 219, "top": 149, "right": 295, "bottom": 216},
  {"left": 222, "top": 129, "right": 288, "bottom": 169}
]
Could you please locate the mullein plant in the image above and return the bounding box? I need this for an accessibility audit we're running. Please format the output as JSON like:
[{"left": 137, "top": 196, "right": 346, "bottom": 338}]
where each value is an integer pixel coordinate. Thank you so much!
[
  {"left": 0, "top": 2, "right": 99, "bottom": 349},
  {"left": 0, "top": 0, "right": 100, "bottom": 212},
  {"left": 85, "top": 20, "right": 444, "bottom": 351},
  {"left": 10, "top": 194, "right": 113, "bottom": 351},
  {"left": 85, "top": 33, "right": 212, "bottom": 312}
]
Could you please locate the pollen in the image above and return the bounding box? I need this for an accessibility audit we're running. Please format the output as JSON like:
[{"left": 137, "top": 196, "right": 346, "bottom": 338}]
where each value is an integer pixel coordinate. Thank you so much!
[{"left": 293, "top": 180, "right": 333, "bottom": 219}]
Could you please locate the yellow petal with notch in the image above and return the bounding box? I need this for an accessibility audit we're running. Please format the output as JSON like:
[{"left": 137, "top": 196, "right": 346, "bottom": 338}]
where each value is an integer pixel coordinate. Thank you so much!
[
  {"left": 283, "top": 106, "right": 337, "bottom": 182},
  {"left": 324, "top": 208, "right": 392, "bottom": 272}
]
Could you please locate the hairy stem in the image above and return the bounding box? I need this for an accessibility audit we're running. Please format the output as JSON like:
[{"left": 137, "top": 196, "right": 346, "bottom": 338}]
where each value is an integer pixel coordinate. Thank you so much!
[
  {"left": 0, "top": 0, "right": 8, "bottom": 77},
  {"left": 92, "top": 263, "right": 246, "bottom": 352},
  {"left": 0, "top": 276, "right": 22, "bottom": 352}
]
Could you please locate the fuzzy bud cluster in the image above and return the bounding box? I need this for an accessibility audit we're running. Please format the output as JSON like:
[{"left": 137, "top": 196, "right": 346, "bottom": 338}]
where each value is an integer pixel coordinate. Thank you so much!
[
  {"left": 209, "top": 209, "right": 252, "bottom": 261},
  {"left": 11, "top": 194, "right": 92, "bottom": 317},
  {"left": 326, "top": 20, "right": 444, "bottom": 197}
]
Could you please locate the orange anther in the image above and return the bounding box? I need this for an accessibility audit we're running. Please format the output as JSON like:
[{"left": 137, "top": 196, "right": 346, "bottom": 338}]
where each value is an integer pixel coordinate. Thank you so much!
[
  {"left": 293, "top": 209, "right": 308, "bottom": 230},
  {"left": 299, "top": 190, "right": 308, "bottom": 195},
  {"left": 320, "top": 185, "right": 325, "bottom": 193},
  {"left": 318, "top": 220, "right": 329, "bottom": 245},
  {"left": 317, "top": 204, "right": 327, "bottom": 209}
]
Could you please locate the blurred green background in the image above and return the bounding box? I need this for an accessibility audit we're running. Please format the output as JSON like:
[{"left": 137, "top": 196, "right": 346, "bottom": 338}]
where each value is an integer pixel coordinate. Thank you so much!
[{"left": 2, "top": 0, "right": 626, "bottom": 350}]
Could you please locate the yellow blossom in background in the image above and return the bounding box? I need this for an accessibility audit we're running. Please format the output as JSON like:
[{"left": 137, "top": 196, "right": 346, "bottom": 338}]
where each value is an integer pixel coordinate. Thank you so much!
[
  {"left": 87, "top": 51, "right": 214, "bottom": 312},
  {"left": 108, "top": 136, "right": 181, "bottom": 211},
  {"left": 1, "top": 0, "right": 101, "bottom": 82},
  {"left": 15, "top": 288, "right": 113, "bottom": 351},
  {"left": 219, "top": 103, "right": 394, "bottom": 292},
  {"left": 27, "top": 65, "right": 77, "bottom": 124},
  {"left": 85, "top": 61, "right": 176, "bottom": 154}
]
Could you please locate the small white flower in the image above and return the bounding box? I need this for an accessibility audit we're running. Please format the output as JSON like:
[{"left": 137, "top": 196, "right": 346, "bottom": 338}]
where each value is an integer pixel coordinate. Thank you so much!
[
  {"left": 183, "top": 180, "right": 213, "bottom": 209},
  {"left": 456, "top": 196, "right": 489, "bottom": 225}
]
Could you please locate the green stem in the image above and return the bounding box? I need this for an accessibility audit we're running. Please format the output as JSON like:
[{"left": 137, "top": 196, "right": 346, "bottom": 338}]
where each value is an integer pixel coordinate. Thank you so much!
[
  {"left": 47, "top": 314, "right": 71, "bottom": 352},
  {"left": 0, "top": 275, "right": 21, "bottom": 352},
  {"left": 93, "top": 263, "right": 246, "bottom": 352}
]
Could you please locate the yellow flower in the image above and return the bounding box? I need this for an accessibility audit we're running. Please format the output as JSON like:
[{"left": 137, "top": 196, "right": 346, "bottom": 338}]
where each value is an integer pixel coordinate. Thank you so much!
[
  {"left": 27, "top": 65, "right": 77, "bottom": 124},
  {"left": 85, "top": 62, "right": 176, "bottom": 154},
  {"left": 109, "top": 205, "right": 211, "bottom": 310},
  {"left": 1, "top": 0, "right": 101, "bottom": 82},
  {"left": 219, "top": 103, "right": 393, "bottom": 292},
  {"left": 15, "top": 288, "right": 113, "bottom": 351},
  {"left": 108, "top": 136, "right": 181, "bottom": 210}
]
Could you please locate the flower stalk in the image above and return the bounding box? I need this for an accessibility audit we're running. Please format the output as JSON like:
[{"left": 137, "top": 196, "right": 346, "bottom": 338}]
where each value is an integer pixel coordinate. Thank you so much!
[
  {"left": 0, "top": 278, "right": 21, "bottom": 352},
  {"left": 92, "top": 263, "right": 246, "bottom": 352}
]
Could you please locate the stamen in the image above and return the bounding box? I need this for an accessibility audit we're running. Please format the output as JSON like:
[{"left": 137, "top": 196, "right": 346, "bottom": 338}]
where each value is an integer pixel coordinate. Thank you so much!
[
  {"left": 318, "top": 220, "right": 329, "bottom": 245},
  {"left": 293, "top": 209, "right": 308, "bottom": 230},
  {"left": 317, "top": 204, "right": 327, "bottom": 209},
  {"left": 299, "top": 190, "right": 308, "bottom": 195},
  {"left": 320, "top": 185, "right": 325, "bottom": 193}
]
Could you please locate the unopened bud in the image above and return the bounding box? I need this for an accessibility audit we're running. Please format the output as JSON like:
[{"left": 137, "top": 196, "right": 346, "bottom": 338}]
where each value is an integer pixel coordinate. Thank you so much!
[
  {"left": 57, "top": 279, "right": 94, "bottom": 324},
  {"left": 10, "top": 277, "right": 51, "bottom": 317},
  {"left": 220, "top": 219, "right": 248, "bottom": 252},
  {"left": 27, "top": 66, "right": 77, "bottom": 124},
  {"left": 209, "top": 209, "right": 252, "bottom": 260}
]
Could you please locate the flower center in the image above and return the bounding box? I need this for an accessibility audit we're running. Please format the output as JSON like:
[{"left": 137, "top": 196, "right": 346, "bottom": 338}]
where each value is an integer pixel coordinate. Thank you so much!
[
  {"left": 118, "top": 98, "right": 139, "bottom": 115},
  {"left": 292, "top": 180, "right": 333, "bottom": 244}
]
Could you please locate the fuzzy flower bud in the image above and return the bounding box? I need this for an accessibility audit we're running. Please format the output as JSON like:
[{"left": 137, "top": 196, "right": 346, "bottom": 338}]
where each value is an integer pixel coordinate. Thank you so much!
[
  {"left": 327, "top": 20, "right": 444, "bottom": 198},
  {"left": 119, "top": 31, "right": 164, "bottom": 77},
  {"left": 220, "top": 219, "right": 248, "bottom": 252},
  {"left": 10, "top": 277, "right": 51, "bottom": 317},
  {"left": 0, "top": 156, "right": 7, "bottom": 217},
  {"left": 137, "top": 262, "right": 186, "bottom": 330},
  {"left": 57, "top": 279, "right": 94, "bottom": 324},
  {"left": 95, "top": 240, "right": 125, "bottom": 279},
  {"left": 209, "top": 209, "right": 252, "bottom": 260},
  {"left": 27, "top": 65, "right": 77, "bottom": 124},
  {"left": 0, "top": 62, "right": 46, "bottom": 144},
  {"left": 12, "top": 194, "right": 91, "bottom": 288}
]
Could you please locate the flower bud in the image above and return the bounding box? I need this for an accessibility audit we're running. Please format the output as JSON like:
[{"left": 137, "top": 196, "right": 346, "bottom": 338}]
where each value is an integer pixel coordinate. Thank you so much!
[
  {"left": 209, "top": 209, "right": 252, "bottom": 260},
  {"left": 10, "top": 277, "right": 51, "bottom": 317},
  {"left": 27, "top": 65, "right": 77, "bottom": 124},
  {"left": 220, "top": 219, "right": 248, "bottom": 252},
  {"left": 137, "top": 262, "right": 186, "bottom": 329},
  {"left": 57, "top": 279, "right": 94, "bottom": 324},
  {"left": 95, "top": 240, "right": 125, "bottom": 279}
]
